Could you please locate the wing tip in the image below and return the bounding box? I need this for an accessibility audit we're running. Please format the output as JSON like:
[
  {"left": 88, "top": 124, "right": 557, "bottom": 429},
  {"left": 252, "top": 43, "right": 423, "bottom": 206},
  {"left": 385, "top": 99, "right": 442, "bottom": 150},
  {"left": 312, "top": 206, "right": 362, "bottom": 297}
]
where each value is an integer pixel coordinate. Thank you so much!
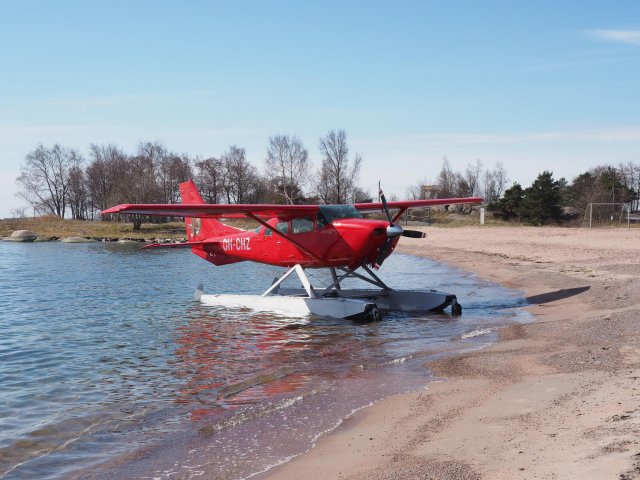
[{"left": 100, "top": 204, "right": 131, "bottom": 215}]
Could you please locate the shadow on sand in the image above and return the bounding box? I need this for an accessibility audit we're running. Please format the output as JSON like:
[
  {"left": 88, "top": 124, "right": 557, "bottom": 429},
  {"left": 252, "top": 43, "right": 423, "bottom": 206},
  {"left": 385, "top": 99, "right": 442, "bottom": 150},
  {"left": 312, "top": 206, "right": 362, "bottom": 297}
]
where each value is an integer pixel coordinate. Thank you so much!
[{"left": 526, "top": 286, "right": 590, "bottom": 305}]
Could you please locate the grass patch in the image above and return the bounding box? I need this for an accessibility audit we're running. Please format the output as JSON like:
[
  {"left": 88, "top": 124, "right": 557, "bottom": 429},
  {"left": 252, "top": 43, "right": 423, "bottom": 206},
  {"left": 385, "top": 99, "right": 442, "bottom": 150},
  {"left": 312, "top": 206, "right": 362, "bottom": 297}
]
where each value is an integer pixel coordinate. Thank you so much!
[
  {"left": 0, "top": 216, "right": 260, "bottom": 240},
  {"left": 0, "top": 217, "right": 186, "bottom": 240}
]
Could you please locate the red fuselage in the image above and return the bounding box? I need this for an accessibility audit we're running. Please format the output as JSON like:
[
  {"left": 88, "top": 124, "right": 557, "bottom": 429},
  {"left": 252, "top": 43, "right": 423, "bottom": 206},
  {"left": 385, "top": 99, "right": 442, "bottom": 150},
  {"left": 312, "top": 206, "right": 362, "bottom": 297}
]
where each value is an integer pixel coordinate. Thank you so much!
[{"left": 193, "top": 216, "right": 397, "bottom": 270}]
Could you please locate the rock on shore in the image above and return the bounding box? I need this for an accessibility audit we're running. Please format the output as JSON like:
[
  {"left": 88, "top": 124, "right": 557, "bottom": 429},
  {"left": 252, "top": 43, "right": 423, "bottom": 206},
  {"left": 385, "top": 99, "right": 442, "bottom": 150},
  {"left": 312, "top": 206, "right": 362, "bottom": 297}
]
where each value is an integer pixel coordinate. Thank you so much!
[{"left": 2, "top": 230, "right": 38, "bottom": 242}]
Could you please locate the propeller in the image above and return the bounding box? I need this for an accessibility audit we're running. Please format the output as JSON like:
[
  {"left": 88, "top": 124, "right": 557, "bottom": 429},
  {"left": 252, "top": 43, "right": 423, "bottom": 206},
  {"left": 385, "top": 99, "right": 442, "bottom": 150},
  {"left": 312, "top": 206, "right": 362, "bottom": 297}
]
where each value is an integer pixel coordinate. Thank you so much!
[{"left": 374, "top": 186, "right": 426, "bottom": 268}]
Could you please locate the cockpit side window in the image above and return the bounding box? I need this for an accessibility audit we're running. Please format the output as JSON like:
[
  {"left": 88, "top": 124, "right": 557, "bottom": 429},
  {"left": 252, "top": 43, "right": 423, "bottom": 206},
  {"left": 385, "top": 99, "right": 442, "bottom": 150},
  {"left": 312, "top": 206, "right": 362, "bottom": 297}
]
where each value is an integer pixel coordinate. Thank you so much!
[
  {"left": 292, "top": 217, "right": 314, "bottom": 234},
  {"left": 276, "top": 221, "right": 289, "bottom": 234}
]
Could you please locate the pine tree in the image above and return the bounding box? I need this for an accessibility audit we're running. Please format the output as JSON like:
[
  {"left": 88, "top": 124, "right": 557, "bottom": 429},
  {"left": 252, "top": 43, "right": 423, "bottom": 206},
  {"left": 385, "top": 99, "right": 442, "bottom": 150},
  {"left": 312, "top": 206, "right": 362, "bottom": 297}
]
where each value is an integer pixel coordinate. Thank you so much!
[
  {"left": 520, "top": 171, "right": 562, "bottom": 225},
  {"left": 488, "top": 182, "right": 524, "bottom": 220}
]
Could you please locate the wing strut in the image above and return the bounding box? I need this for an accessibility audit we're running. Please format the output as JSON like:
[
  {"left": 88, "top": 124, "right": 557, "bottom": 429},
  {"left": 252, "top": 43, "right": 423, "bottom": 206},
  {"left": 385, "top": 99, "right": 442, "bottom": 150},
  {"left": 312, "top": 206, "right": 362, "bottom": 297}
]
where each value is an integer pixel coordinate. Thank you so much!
[
  {"left": 391, "top": 207, "right": 408, "bottom": 223},
  {"left": 246, "top": 213, "right": 327, "bottom": 263}
]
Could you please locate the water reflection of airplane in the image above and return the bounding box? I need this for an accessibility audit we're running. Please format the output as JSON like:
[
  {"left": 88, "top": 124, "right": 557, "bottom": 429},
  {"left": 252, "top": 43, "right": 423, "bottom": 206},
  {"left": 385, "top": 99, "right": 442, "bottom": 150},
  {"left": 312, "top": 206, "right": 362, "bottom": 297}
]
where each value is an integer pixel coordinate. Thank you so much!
[
  {"left": 173, "top": 309, "right": 374, "bottom": 421},
  {"left": 103, "top": 180, "right": 482, "bottom": 320},
  {"left": 173, "top": 310, "right": 311, "bottom": 420}
]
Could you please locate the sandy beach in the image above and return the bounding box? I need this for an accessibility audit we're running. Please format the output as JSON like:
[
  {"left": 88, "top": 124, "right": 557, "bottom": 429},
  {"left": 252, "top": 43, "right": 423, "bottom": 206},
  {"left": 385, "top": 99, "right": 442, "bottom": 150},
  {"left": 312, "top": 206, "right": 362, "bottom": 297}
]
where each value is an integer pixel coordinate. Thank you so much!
[{"left": 264, "top": 226, "right": 640, "bottom": 479}]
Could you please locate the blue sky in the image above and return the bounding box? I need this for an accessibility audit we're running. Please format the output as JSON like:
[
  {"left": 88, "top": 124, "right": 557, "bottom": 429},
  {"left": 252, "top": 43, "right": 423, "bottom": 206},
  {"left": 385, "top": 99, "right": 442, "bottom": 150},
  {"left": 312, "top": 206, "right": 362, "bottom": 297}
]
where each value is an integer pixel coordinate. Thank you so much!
[{"left": 1, "top": 0, "right": 639, "bottom": 216}]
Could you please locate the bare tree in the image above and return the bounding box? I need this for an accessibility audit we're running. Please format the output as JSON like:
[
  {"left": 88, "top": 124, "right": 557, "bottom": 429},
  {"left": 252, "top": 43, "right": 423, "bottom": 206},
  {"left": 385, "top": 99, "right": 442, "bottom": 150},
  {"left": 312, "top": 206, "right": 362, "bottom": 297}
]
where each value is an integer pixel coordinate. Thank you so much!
[
  {"left": 618, "top": 161, "right": 640, "bottom": 211},
  {"left": 16, "top": 144, "right": 82, "bottom": 217},
  {"left": 67, "top": 165, "right": 88, "bottom": 219},
  {"left": 483, "top": 162, "right": 508, "bottom": 203},
  {"left": 195, "top": 156, "right": 224, "bottom": 204},
  {"left": 437, "top": 156, "right": 456, "bottom": 198},
  {"left": 86, "top": 143, "right": 128, "bottom": 217},
  {"left": 352, "top": 186, "right": 373, "bottom": 203},
  {"left": 222, "top": 146, "right": 257, "bottom": 204},
  {"left": 632, "top": 162, "right": 640, "bottom": 212},
  {"left": 137, "top": 141, "right": 193, "bottom": 221},
  {"left": 493, "top": 161, "right": 508, "bottom": 199},
  {"left": 316, "top": 129, "right": 362, "bottom": 204},
  {"left": 158, "top": 154, "right": 192, "bottom": 204},
  {"left": 464, "top": 159, "right": 483, "bottom": 196},
  {"left": 483, "top": 169, "right": 498, "bottom": 203},
  {"left": 244, "top": 173, "right": 272, "bottom": 203},
  {"left": 406, "top": 182, "right": 422, "bottom": 200},
  {"left": 406, "top": 177, "right": 432, "bottom": 200},
  {"left": 10, "top": 207, "right": 28, "bottom": 219},
  {"left": 264, "top": 134, "right": 309, "bottom": 204},
  {"left": 114, "top": 155, "right": 161, "bottom": 230},
  {"left": 315, "top": 163, "right": 332, "bottom": 204},
  {"left": 437, "top": 157, "right": 503, "bottom": 200},
  {"left": 137, "top": 140, "right": 172, "bottom": 203},
  {"left": 138, "top": 140, "right": 167, "bottom": 166},
  {"left": 455, "top": 175, "right": 472, "bottom": 197}
]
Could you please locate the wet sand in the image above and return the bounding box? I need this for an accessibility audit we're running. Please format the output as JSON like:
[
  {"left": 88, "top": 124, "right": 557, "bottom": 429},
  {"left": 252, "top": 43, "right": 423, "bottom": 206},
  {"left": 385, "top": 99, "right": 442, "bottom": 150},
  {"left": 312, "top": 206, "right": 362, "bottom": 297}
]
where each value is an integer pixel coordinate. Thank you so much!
[{"left": 264, "top": 226, "right": 640, "bottom": 479}]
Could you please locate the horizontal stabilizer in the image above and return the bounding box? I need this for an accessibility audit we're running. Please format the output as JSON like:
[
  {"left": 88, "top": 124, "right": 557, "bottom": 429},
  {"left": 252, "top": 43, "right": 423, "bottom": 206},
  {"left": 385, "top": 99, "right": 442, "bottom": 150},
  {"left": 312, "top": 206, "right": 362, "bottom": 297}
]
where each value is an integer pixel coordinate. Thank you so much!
[{"left": 142, "top": 241, "right": 216, "bottom": 249}]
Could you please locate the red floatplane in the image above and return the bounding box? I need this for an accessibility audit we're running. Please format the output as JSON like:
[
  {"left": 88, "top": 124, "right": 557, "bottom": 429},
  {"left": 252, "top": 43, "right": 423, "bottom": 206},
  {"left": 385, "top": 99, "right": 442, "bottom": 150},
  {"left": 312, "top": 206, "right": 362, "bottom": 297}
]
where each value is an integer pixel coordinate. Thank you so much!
[{"left": 102, "top": 180, "right": 482, "bottom": 320}]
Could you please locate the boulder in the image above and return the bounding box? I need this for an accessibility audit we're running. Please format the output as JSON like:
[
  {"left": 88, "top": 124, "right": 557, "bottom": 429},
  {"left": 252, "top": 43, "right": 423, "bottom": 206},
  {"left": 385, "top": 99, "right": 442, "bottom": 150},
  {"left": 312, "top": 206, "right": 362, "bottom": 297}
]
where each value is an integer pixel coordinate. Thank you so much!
[
  {"left": 3, "top": 230, "right": 38, "bottom": 242},
  {"left": 61, "top": 236, "right": 96, "bottom": 243}
]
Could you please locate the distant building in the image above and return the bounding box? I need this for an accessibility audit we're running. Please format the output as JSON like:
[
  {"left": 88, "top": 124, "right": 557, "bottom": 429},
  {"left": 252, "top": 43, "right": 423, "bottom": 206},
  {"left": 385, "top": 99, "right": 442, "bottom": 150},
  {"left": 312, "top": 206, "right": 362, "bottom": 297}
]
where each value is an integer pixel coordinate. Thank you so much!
[{"left": 420, "top": 184, "right": 441, "bottom": 199}]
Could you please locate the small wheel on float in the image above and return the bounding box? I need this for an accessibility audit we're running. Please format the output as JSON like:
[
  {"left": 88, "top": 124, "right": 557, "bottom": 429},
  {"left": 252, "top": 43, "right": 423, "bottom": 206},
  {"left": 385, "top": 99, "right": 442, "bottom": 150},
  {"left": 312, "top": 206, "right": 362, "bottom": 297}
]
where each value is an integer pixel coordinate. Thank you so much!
[{"left": 451, "top": 301, "right": 462, "bottom": 316}]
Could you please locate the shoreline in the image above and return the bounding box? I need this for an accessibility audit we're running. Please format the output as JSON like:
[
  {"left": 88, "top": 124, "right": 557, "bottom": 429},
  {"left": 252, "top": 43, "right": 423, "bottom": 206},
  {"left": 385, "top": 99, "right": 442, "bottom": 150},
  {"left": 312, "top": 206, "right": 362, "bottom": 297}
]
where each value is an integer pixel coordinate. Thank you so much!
[
  {"left": 0, "top": 235, "right": 183, "bottom": 243},
  {"left": 263, "top": 226, "right": 640, "bottom": 479},
  {"left": 0, "top": 218, "right": 188, "bottom": 242}
]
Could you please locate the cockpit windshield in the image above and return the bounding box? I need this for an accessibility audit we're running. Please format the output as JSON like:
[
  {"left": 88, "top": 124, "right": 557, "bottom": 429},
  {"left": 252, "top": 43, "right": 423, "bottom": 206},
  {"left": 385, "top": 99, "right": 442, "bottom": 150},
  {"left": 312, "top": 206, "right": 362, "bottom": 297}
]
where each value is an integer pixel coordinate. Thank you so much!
[{"left": 317, "top": 205, "right": 363, "bottom": 226}]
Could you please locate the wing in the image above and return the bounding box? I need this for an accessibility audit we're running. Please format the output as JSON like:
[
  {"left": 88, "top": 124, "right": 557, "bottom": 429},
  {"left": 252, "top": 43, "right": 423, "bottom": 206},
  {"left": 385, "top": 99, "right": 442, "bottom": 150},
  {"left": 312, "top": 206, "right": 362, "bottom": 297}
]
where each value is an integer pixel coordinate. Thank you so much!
[
  {"left": 353, "top": 197, "right": 483, "bottom": 214},
  {"left": 102, "top": 197, "right": 482, "bottom": 219},
  {"left": 101, "top": 203, "right": 320, "bottom": 219}
]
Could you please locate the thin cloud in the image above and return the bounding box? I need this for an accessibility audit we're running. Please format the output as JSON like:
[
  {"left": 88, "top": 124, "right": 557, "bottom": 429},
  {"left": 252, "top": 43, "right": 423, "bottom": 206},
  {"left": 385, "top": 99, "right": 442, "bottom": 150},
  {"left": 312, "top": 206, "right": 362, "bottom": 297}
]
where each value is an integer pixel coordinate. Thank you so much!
[
  {"left": 356, "top": 127, "right": 640, "bottom": 149},
  {"left": 426, "top": 127, "right": 640, "bottom": 143},
  {"left": 589, "top": 29, "right": 640, "bottom": 45},
  {"left": 173, "top": 127, "right": 267, "bottom": 138},
  {"left": 36, "top": 91, "right": 211, "bottom": 109}
]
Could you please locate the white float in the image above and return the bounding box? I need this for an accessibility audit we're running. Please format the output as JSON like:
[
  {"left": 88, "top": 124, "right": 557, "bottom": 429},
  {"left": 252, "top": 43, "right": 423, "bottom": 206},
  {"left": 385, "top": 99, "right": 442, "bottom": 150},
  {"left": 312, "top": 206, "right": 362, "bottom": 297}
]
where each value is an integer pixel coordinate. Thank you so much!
[{"left": 195, "top": 264, "right": 460, "bottom": 320}]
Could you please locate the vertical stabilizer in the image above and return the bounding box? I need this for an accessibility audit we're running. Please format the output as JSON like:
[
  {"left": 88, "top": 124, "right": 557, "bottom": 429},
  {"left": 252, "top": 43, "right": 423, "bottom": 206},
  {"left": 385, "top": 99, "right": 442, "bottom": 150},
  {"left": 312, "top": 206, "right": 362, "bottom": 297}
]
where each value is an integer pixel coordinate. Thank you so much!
[{"left": 179, "top": 180, "right": 243, "bottom": 241}]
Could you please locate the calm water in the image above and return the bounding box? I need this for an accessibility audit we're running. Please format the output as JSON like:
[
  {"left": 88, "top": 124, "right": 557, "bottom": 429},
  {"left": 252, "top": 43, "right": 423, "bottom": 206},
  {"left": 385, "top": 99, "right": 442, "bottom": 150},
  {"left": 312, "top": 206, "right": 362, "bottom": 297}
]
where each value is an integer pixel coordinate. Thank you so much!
[{"left": 0, "top": 241, "right": 529, "bottom": 479}]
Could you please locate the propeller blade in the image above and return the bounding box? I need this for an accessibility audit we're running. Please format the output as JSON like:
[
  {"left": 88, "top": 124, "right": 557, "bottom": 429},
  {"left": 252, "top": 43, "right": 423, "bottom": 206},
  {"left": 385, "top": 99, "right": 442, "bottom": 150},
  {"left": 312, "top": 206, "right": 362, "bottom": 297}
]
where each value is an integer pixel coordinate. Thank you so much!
[
  {"left": 379, "top": 189, "right": 394, "bottom": 224},
  {"left": 402, "top": 229, "right": 426, "bottom": 238},
  {"left": 375, "top": 184, "right": 421, "bottom": 268}
]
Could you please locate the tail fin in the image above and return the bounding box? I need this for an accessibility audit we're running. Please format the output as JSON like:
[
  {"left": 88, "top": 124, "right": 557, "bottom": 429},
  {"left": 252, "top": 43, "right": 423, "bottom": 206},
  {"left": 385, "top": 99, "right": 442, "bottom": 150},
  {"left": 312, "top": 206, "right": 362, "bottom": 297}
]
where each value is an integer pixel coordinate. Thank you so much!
[{"left": 179, "top": 180, "right": 243, "bottom": 241}]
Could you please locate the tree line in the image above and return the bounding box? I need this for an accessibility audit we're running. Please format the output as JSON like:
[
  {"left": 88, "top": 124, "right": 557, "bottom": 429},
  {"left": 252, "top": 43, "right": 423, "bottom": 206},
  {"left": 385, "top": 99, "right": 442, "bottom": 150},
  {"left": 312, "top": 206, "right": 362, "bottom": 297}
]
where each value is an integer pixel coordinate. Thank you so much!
[
  {"left": 16, "top": 132, "right": 640, "bottom": 228},
  {"left": 405, "top": 157, "right": 640, "bottom": 225},
  {"left": 405, "top": 157, "right": 508, "bottom": 204},
  {"left": 16, "top": 129, "right": 368, "bottom": 228},
  {"left": 490, "top": 164, "right": 640, "bottom": 225}
]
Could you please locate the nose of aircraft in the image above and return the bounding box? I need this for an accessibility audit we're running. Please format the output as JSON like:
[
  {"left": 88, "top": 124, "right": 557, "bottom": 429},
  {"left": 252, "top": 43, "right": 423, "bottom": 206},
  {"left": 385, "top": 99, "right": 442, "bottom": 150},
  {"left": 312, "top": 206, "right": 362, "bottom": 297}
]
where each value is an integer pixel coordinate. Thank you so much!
[
  {"left": 332, "top": 218, "right": 400, "bottom": 269},
  {"left": 332, "top": 218, "right": 389, "bottom": 247}
]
